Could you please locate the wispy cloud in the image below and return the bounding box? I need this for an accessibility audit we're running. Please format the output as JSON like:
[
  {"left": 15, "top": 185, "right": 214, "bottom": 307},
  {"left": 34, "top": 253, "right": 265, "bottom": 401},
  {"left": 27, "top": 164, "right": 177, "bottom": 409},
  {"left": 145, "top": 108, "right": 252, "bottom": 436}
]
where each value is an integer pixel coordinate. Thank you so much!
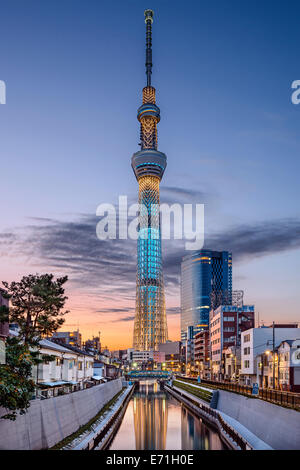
[{"left": 1, "top": 202, "right": 300, "bottom": 306}]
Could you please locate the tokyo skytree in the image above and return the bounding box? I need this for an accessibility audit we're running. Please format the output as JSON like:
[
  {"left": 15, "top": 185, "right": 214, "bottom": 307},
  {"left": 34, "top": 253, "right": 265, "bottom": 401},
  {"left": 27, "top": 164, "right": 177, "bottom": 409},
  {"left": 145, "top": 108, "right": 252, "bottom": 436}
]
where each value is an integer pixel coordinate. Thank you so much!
[{"left": 132, "top": 10, "right": 168, "bottom": 351}]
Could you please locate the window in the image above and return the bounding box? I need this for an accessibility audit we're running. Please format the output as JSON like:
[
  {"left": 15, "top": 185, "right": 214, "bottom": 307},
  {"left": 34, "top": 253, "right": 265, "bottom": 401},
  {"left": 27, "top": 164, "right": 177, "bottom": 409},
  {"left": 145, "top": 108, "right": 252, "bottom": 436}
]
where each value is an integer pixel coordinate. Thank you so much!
[
  {"left": 244, "top": 334, "right": 251, "bottom": 343},
  {"left": 224, "top": 316, "right": 235, "bottom": 322},
  {"left": 78, "top": 361, "right": 83, "bottom": 371},
  {"left": 244, "top": 360, "right": 250, "bottom": 368}
]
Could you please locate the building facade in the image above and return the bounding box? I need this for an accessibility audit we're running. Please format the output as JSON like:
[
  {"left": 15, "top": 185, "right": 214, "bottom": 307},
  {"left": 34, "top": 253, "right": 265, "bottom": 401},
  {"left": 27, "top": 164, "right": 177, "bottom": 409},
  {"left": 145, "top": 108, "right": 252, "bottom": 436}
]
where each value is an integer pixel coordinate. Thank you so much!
[
  {"left": 32, "top": 339, "right": 94, "bottom": 396},
  {"left": 52, "top": 330, "right": 82, "bottom": 349},
  {"left": 278, "top": 339, "right": 300, "bottom": 392},
  {"left": 180, "top": 250, "right": 232, "bottom": 341},
  {"left": 158, "top": 341, "right": 181, "bottom": 371},
  {"left": 84, "top": 336, "right": 101, "bottom": 355},
  {"left": 132, "top": 350, "right": 154, "bottom": 364},
  {"left": 240, "top": 326, "right": 300, "bottom": 386},
  {"left": 132, "top": 10, "right": 168, "bottom": 351},
  {"left": 194, "top": 330, "right": 210, "bottom": 379},
  {"left": 210, "top": 305, "right": 254, "bottom": 379}
]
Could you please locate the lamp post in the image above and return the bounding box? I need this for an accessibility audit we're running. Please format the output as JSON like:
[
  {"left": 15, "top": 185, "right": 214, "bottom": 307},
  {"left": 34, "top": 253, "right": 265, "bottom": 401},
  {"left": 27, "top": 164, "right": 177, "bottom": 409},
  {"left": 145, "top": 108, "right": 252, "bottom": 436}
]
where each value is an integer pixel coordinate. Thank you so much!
[{"left": 272, "top": 321, "right": 276, "bottom": 389}]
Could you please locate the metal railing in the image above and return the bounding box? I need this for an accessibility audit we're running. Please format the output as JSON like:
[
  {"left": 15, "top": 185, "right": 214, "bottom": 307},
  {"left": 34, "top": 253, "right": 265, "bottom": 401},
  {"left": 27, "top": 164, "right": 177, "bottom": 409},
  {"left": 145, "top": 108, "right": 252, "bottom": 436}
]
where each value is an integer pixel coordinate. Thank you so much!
[
  {"left": 34, "top": 379, "right": 97, "bottom": 400},
  {"left": 176, "top": 375, "right": 300, "bottom": 411},
  {"left": 166, "top": 384, "right": 249, "bottom": 450}
]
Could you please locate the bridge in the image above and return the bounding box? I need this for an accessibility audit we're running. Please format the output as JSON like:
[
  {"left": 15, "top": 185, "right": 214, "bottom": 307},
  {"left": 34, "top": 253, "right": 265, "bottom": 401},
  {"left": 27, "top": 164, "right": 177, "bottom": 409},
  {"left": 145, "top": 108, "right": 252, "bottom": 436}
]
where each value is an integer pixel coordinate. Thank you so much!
[{"left": 126, "top": 370, "right": 172, "bottom": 380}]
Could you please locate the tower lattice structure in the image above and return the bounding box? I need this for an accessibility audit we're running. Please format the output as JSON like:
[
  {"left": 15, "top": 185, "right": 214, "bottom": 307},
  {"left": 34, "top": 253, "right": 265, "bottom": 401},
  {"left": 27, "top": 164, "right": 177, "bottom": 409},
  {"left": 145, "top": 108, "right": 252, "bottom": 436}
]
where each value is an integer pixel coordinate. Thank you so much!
[{"left": 132, "top": 10, "right": 168, "bottom": 351}]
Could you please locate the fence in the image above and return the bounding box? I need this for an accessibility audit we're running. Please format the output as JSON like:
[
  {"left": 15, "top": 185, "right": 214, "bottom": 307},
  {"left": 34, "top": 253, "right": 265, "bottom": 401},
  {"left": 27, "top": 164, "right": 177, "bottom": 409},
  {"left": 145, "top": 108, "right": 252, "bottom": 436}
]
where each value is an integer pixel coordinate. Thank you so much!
[
  {"left": 176, "top": 375, "right": 300, "bottom": 411},
  {"left": 34, "top": 379, "right": 100, "bottom": 400},
  {"left": 166, "top": 384, "right": 249, "bottom": 450}
]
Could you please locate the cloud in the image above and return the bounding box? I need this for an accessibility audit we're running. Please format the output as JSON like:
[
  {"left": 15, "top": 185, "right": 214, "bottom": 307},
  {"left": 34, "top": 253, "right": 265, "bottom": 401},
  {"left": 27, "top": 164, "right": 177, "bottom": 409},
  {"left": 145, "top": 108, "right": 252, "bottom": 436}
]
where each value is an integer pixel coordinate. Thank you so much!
[
  {"left": 112, "top": 315, "right": 135, "bottom": 323},
  {"left": 207, "top": 219, "right": 300, "bottom": 261},
  {"left": 161, "top": 186, "right": 207, "bottom": 203},
  {"left": 1, "top": 207, "right": 300, "bottom": 306}
]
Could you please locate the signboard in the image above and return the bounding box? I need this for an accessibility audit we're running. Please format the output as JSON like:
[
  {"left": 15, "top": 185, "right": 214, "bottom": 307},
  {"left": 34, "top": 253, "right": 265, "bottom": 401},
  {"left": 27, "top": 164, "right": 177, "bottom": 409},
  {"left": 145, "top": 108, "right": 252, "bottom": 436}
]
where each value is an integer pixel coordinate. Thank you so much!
[
  {"left": 252, "top": 383, "right": 259, "bottom": 396},
  {"left": 197, "top": 376, "right": 201, "bottom": 384}
]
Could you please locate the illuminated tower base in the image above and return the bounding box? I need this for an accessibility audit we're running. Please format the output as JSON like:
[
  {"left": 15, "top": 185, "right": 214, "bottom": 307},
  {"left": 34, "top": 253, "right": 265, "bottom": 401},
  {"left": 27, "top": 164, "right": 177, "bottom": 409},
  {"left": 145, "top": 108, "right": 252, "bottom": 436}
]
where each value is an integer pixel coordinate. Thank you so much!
[{"left": 132, "top": 10, "right": 168, "bottom": 351}]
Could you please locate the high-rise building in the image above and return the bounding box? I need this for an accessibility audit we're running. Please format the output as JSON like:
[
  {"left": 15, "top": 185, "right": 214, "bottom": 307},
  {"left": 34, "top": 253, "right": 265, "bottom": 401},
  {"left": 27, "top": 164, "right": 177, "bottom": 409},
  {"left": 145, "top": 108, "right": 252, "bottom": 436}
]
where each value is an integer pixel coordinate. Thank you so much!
[
  {"left": 132, "top": 10, "right": 168, "bottom": 351},
  {"left": 181, "top": 250, "right": 232, "bottom": 341}
]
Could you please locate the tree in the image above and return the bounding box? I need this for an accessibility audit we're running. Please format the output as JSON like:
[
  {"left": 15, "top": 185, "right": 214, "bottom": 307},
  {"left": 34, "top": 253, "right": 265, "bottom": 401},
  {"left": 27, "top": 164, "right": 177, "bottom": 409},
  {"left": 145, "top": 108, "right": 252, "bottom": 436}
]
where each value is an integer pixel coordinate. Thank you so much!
[
  {"left": 0, "top": 274, "right": 69, "bottom": 420},
  {"left": 2, "top": 273, "right": 69, "bottom": 347},
  {"left": 0, "top": 336, "right": 36, "bottom": 420}
]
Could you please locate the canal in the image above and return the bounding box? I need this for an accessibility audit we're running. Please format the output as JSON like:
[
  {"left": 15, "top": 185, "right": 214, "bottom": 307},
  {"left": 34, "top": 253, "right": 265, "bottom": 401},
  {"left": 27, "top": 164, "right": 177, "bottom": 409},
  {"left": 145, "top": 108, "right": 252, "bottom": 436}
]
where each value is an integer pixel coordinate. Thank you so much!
[{"left": 108, "top": 380, "right": 227, "bottom": 450}]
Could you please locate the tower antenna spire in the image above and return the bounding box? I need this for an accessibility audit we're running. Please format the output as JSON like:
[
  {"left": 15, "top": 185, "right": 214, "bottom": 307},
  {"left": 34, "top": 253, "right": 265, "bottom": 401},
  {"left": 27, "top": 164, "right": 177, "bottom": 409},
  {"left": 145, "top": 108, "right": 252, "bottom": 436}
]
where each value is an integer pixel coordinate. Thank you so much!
[
  {"left": 131, "top": 10, "right": 168, "bottom": 351},
  {"left": 144, "top": 9, "right": 154, "bottom": 87}
]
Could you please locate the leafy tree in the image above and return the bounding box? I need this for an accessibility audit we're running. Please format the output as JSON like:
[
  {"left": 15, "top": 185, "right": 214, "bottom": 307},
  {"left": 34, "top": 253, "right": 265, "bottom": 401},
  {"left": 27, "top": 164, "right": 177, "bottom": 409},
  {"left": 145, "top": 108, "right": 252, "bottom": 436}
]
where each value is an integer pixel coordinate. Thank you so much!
[
  {"left": 0, "top": 336, "right": 36, "bottom": 420},
  {"left": 2, "top": 273, "right": 69, "bottom": 346},
  {"left": 0, "top": 274, "right": 69, "bottom": 420}
]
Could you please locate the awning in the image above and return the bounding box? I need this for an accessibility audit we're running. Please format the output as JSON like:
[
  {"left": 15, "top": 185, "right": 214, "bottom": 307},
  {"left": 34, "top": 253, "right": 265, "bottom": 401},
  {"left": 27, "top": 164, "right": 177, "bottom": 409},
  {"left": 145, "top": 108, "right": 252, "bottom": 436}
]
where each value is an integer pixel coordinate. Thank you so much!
[
  {"left": 92, "top": 375, "right": 106, "bottom": 381},
  {"left": 39, "top": 381, "right": 70, "bottom": 387}
]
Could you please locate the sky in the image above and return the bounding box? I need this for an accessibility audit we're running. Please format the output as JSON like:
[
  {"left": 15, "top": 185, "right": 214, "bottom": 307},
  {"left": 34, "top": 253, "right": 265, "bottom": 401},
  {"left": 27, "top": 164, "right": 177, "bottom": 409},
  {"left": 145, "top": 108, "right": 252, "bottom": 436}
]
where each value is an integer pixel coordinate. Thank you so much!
[{"left": 0, "top": 0, "right": 300, "bottom": 349}]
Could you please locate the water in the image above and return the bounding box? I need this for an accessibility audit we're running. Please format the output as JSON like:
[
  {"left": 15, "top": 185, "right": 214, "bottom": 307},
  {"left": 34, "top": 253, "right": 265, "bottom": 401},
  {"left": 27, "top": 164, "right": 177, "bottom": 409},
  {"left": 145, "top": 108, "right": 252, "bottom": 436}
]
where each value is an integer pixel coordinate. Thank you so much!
[{"left": 109, "top": 380, "right": 226, "bottom": 450}]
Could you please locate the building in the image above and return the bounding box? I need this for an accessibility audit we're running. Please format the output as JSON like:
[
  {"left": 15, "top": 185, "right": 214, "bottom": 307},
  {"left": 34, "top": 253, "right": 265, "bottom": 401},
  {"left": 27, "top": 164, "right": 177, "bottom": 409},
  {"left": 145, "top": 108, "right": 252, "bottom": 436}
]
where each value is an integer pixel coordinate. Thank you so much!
[
  {"left": 132, "top": 10, "right": 168, "bottom": 351},
  {"left": 153, "top": 350, "right": 165, "bottom": 366},
  {"left": 93, "top": 360, "right": 106, "bottom": 380},
  {"left": 210, "top": 305, "right": 254, "bottom": 380},
  {"left": 158, "top": 341, "right": 181, "bottom": 371},
  {"left": 52, "top": 330, "right": 82, "bottom": 349},
  {"left": 194, "top": 330, "right": 210, "bottom": 379},
  {"left": 132, "top": 350, "right": 154, "bottom": 365},
  {"left": 127, "top": 348, "right": 134, "bottom": 362},
  {"left": 0, "top": 289, "right": 9, "bottom": 364},
  {"left": 223, "top": 346, "right": 241, "bottom": 382},
  {"left": 278, "top": 339, "right": 300, "bottom": 392},
  {"left": 31, "top": 338, "right": 94, "bottom": 397},
  {"left": 180, "top": 250, "right": 232, "bottom": 341},
  {"left": 84, "top": 335, "right": 101, "bottom": 355},
  {"left": 185, "top": 326, "right": 195, "bottom": 367},
  {"left": 240, "top": 326, "right": 300, "bottom": 387},
  {"left": 111, "top": 349, "right": 127, "bottom": 360}
]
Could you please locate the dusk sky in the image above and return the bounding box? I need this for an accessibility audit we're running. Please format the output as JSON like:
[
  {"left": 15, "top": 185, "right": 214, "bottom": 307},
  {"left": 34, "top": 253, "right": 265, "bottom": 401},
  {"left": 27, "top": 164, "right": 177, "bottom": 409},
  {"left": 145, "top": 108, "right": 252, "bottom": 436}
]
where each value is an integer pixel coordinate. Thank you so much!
[{"left": 1, "top": 0, "right": 300, "bottom": 349}]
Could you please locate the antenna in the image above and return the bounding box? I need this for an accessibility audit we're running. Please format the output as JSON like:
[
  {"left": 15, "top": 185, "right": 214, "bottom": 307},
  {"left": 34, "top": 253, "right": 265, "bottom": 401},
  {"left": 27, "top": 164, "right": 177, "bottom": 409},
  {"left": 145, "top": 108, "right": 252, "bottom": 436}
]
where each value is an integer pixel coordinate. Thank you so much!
[{"left": 144, "top": 9, "right": 154, "bottom": 86}]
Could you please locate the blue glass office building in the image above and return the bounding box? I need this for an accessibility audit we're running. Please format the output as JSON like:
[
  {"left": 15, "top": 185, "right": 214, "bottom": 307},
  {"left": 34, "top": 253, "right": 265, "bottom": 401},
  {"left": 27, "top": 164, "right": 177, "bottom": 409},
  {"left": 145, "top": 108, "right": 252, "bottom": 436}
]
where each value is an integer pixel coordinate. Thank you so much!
[{"left": 181, "top": 250, "right": 232, "bottom": 340}]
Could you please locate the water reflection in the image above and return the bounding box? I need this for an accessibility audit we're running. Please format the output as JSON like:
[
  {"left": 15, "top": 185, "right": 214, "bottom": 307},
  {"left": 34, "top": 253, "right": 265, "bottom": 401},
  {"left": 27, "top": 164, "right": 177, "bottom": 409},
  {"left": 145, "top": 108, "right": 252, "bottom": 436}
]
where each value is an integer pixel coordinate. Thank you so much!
[
  {"left": 109, "top": 380, "right": 226, "bottom": 450},
  {"left": 133, "top": 381, "right": 168, "bottom": 449}
]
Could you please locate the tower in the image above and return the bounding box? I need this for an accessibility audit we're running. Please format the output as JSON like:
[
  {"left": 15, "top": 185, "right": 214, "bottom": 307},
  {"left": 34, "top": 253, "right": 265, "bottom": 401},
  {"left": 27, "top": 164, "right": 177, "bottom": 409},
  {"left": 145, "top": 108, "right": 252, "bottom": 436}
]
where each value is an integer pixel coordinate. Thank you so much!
[{"left": 132, "top": 10, "right": 168, "bottom": 351}]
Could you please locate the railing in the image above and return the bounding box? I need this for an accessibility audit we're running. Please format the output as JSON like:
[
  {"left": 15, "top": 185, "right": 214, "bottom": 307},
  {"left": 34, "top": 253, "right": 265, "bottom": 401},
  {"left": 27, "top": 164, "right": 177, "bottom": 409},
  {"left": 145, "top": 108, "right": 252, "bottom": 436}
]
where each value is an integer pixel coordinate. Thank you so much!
[
  {"left": 166, "top": 384, "right": 249, "bottom": 450},
  {"left": 34, "top": 379, "right": 98, "bottom": 400},
  {"left": 176, "top": 375, "right": 300, "bottom": 411}
]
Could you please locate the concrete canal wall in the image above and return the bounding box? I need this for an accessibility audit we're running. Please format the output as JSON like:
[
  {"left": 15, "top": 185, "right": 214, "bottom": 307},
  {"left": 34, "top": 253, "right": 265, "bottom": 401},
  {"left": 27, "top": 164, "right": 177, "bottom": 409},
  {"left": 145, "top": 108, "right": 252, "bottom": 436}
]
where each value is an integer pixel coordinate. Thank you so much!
[
  {"left": 217, "top": 390, "right": 300, "bottom": 450},
  {"left": 0, "top": 378, "right": 122, "bottom": 450}
]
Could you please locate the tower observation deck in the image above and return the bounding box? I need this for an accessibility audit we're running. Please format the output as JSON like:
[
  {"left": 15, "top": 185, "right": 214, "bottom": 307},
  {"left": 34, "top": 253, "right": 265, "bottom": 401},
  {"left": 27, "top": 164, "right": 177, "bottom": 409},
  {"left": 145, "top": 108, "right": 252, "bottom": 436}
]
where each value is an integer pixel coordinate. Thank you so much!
[{"left": 132, "top": 10, "right": 168, "bottom": 351}]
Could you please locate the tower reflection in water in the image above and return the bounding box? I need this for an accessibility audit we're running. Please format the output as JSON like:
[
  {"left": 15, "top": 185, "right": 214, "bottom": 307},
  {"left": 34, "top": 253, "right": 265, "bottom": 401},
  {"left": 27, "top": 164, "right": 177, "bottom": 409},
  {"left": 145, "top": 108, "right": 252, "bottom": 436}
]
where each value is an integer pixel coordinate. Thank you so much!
[
  {"left": 133, "top": 380, "right": 167, "bottom": 450},
  {"left": 109, "top": 380, "right": 226, "bottom": 450},
  {"left": 181, "top": 407, "right": 224, "bottom": 450}
]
